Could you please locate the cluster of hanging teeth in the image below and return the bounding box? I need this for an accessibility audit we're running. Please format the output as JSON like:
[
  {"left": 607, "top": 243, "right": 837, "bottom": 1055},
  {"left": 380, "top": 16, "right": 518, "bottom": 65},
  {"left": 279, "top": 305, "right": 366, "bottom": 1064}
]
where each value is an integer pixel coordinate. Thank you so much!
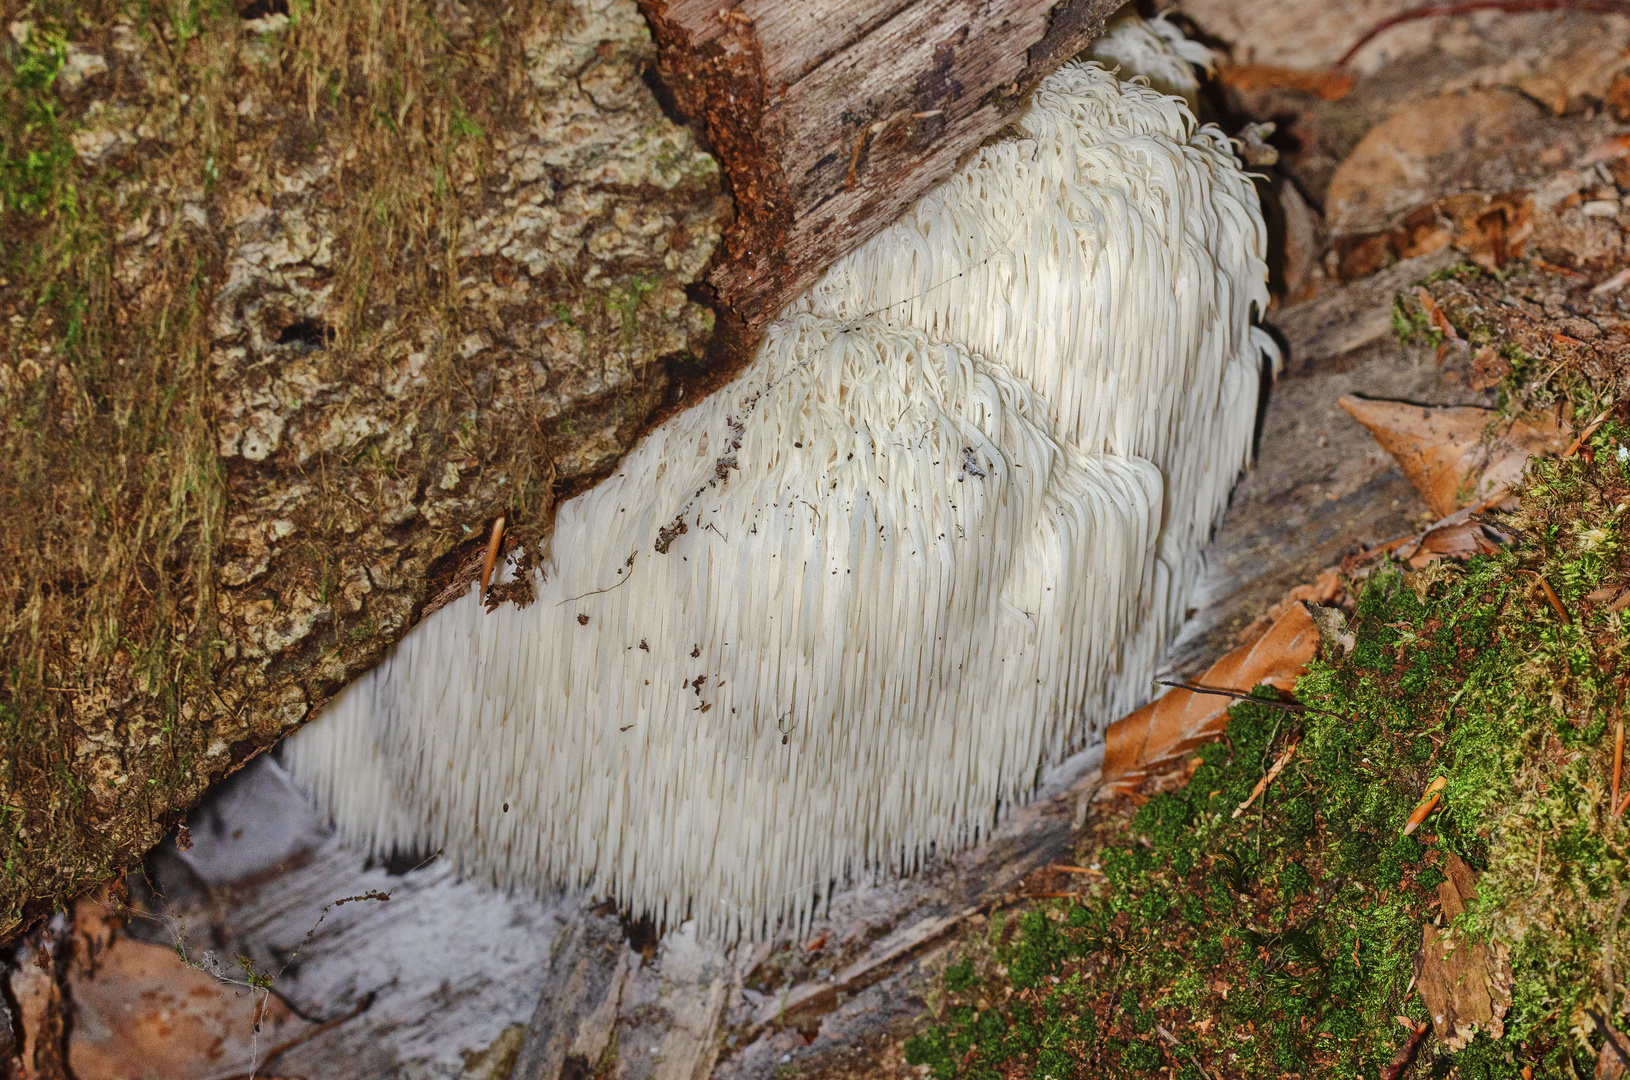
[{"left": 286, "top": 45, "right": 1274, "bottom": 942}]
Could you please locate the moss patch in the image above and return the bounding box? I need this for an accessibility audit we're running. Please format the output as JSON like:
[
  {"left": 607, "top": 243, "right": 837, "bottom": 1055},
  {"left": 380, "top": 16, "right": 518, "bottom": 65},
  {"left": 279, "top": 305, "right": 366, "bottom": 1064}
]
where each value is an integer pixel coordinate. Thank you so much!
[
  {"left": 0, "top": 0, "right": 726, "bottom": 938},
  {"left": 903, "top": 417, "right": 1630, "bottom": 1078}
]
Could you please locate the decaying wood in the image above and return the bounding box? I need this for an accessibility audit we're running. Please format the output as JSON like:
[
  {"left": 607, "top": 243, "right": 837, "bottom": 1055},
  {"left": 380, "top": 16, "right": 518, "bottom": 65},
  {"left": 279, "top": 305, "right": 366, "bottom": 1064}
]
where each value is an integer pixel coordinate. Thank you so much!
[
  {"left": 511, "top": 916, "right": 633, "bottom": 1079},
  {"left": 639, "top": 0, "right": 1121, "bottom": 330}
]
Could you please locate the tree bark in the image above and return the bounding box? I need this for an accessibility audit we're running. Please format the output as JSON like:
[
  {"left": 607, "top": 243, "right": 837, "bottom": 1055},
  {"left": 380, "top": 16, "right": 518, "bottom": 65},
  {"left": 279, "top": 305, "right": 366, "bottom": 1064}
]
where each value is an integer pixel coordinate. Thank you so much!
[{"left": 639, "top": 0, "right": 1120, "bottom": 331}]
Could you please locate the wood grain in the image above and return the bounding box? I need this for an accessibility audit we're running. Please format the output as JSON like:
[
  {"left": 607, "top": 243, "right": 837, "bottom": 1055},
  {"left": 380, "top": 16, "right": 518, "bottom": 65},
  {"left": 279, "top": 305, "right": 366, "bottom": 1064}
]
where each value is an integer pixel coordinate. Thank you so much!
[{"left": 639, "top": 0, "right": 1119, "bottom": 330}]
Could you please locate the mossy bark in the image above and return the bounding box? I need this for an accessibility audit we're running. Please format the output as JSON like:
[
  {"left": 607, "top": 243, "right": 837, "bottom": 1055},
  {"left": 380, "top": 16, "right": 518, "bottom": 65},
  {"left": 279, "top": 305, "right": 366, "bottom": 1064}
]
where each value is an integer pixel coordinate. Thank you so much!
[{"left": 0, "top": 0, "right": 727, "bottom": 939}]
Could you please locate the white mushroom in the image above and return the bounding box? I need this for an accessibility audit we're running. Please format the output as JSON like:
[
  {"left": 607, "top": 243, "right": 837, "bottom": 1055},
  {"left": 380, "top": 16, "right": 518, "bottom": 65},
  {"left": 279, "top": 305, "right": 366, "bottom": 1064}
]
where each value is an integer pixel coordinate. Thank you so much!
[
  {"left": 795, "top": 59, "right": 1275, "bottom": 705},
  {"left": 288, "top": 314, "right": 1161, "bottom": 938},
  {"left": 1089, "top": 11, "right": 1216, "bottom": 111},
  {"left": 286, "top": 49, "right": 1275, "bottom": 940}
]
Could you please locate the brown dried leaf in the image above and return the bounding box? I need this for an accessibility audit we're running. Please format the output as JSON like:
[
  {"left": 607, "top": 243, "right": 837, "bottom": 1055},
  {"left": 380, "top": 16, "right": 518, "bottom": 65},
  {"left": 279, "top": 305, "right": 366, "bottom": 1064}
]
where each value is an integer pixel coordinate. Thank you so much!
[
  {"left": 1217, "top": 63, "right": 1354, "bottom": 101},
  {"left": 1417, "top": 288, "right": 1460, "bottom": 343},
  {"left": 1338, "top": 397, "right": 1569, "bottom": 518},
  {"left": 66, "top": 902, "right": 316, "bottom": 1080},
  {"left": 1601, "top": 1019, "right": 1630, "bottom": 1080},
  {"left": 1414, "top": 854, "right": 1512, "bottom": 1053},
  {"left": 1102, "top": 601, "right": 1320, "bottom": 795}
]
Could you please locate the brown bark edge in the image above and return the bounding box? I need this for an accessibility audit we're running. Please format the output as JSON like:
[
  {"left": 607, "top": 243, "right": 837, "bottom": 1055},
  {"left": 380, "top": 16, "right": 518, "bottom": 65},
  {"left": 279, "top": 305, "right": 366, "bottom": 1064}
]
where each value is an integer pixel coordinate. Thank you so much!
[{"left": 640, "top": 0, "right": 1121, "bottom": 332}]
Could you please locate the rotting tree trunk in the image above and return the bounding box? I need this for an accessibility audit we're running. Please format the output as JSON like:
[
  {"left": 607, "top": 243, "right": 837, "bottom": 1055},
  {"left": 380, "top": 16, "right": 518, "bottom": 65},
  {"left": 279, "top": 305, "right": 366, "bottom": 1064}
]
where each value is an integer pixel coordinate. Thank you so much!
[
  {"left": 0, "top": 0, "right": 1112, "bottom": 943},
  {"left": 638, "top": 0, "right": 1120, "bottom": 331}
]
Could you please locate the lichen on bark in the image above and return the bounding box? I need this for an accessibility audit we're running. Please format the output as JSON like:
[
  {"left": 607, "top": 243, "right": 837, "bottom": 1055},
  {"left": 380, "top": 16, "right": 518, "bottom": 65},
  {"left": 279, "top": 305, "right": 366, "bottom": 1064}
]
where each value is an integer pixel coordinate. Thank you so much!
[{"left": 0, "top": 0, "right": 727, "bottom": 937}]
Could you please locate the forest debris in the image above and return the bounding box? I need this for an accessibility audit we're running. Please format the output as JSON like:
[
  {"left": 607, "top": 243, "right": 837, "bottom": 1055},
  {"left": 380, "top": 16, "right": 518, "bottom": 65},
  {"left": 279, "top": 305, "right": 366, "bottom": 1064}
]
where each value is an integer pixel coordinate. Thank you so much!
[
  {"left": 1231, "top": 737, "right": 1301, "bottom": 818},
  {"left": 1416, "top": 287, "right": 1462, "bottom": 345},
  {"left": 1338, "top": 397, "right": 1569, "bottom": 518},
  {"left": 1216, "top": 63, "right": 1353, "bottom": 100},
  {"left": 1324, "top": 88, "right": 1551, "bottom": 236},
  {"left": 1380, "top": 1021, "right": 1431, "bottom": 1080},
  {"left": 1414, "top": 854, "right": 1512, "bottom": 1052},
  {"left": 1598, "top": 1017, "right": 1630, "bottom": 1080},
  {"left": 1403, "top": 776, "right": 1448, "bottom": 836},
  {"left": 1236, "top": 568, "right": 1342, "bottom": 648},
  {"left": 1102, "top": 602, "right": 1320, "bottom": 795},
  {"left": 1613, "top": 707, "right": 1623, "bottom": 813},
  {"left": 749, "top": 906, "right": 981, "bottom": 1032},
  {"left": 479, "top": 516, "right": 505, "bottom": 596},
  {"left": 65, "top": 900, "right": 317, "bottom": 1079},
  {"left": 1530, "top": 572, "right": 1571, "bottom": 624},
  {"left": 6, "top": 934, "right": 68, "bottom": 1080}
]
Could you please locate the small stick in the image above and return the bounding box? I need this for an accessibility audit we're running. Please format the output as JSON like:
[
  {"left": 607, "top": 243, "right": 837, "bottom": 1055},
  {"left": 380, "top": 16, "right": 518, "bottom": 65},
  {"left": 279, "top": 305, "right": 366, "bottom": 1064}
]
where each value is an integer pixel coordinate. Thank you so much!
[
  {"left": 1403, "top": 775, "right": 1448, "bottom": 835},
  {"left": 1615, "top": 702, "right": 1625, "bottom": 816},
  {"left": 479, "top": 516, "right": 505, "bottom": 596},
  {"left": 1232, "top": 738, "right": 1301, "bottom": 819},
  {"left": 1379, "top": 1021, "right": 1431, "bottom": 1080},
  {"left": 1155, "top": 680, "right": 1345, "bottom": 718},
  {"left": 1051, "top": 864, "right": 1103, "bottom": 875},
  {"left": 1527, "top": 572, "right": 1571, "bottom": 625},
  {"left": 1156, "top": 1024, "right": 1218, "bottom": 1080},
  {"left": 1615, "top": 788, "right": 1630, "bottom": 819}
]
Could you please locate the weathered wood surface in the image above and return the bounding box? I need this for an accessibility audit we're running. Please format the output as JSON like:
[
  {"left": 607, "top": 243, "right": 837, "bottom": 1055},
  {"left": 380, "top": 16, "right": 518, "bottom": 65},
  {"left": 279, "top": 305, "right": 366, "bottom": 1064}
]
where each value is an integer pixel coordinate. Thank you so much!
[{"left": 638, "top": 0, "right": 1121, "bottom": 330}]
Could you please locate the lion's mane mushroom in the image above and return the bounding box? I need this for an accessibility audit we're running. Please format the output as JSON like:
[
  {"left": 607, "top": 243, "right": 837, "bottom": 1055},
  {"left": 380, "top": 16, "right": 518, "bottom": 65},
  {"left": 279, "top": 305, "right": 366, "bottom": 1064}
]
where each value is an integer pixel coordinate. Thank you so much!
[
  {"left": 1089, "top": 11, "right": 1216, "bottom": 110},
  {"left": 288, "top": 314, "right": 1162, "bottom": 938},
  {"left": 287, "top": 42, "right": 1274, "bottom": 939},
  {"left": 795, "top": 59, "right": 1274, "bottom": 704}
]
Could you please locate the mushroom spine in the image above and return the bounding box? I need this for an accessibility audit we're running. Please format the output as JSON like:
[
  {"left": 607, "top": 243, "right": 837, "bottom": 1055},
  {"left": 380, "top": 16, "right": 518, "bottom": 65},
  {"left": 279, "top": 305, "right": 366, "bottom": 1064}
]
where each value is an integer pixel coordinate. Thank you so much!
[{"left": 285, "top": 46, "right": 1275, "bottom": 940}]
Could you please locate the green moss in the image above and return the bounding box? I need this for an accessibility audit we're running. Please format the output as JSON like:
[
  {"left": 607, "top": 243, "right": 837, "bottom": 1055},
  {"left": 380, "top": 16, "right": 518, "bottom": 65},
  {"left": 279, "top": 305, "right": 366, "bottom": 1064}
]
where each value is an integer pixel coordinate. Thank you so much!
[{"left": 905, "top": 421, "right": 1630, "bottom": 1076}]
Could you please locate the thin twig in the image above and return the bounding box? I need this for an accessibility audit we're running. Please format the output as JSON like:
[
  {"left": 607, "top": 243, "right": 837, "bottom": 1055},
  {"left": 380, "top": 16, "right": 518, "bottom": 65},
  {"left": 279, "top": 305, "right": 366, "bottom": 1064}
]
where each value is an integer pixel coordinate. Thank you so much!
[
  {"left": 1614, "top": 697, "right": 1625, "bottom": 816},
  {"left": 1233, "top": 738, "right": 1301, "bottom": 819},
  {"left": 207, "top": 991, "right": 377, "bottom": 1080},
  {"left": 1338, "top": 0, "right": 1630, "bottom": 67},
  {"left": 1155, "top": 680, "right": 1345, "bottom": 718},
  {"left": 1156, "top": 1024, "right": 1218, "bottom": 1080},
  {"left": 556, "top": 560, "right": 637, "bottom": 606}
]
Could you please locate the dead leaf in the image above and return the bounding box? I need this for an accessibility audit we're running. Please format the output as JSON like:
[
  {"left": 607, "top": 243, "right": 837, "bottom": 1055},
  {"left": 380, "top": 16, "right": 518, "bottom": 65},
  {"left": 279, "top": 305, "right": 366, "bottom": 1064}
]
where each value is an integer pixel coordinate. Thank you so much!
[
  {"left": 1217, "top": 63, "right": 1354, "bottom": 101},
  {"left": 1102, "top": 602, "right": 1320, "bottom": 795},
  {"left": 7, "top": 935, "right": 68, "bottom": 1080},
  {"left": 1405, "top": 517, "right": 1507, "bottom": 569},
  {"left": 1416, "top": 288, "right": 1460, "bottom": 343},
  {"left": 1600, "top": 1018, "right": 1630, "bottom": 1079},
  {"left": 1237, "top": 569, "right": 1341, "bottom": 647},
  {"left": 1470, "top": 345, "right": 1509, "bottom": 391},
  {"left": 1602, "top": 1020, "right": 1630, "bottom": 1079},
  {"left": 1608, "top": 72, "right": 1630, "bottom": 123},
  {"left": 1339, "top": 397, "right": 1569, "bottom": 518},
  {"left": 1414, "top": 854, "right": 1512, "bottom": 1053},
  {"left": 65, "top": 901, "right": 317, "bottom": 1080},
  {"left": 1326, "top": 89, "right": 1552, "bottom": 235}
]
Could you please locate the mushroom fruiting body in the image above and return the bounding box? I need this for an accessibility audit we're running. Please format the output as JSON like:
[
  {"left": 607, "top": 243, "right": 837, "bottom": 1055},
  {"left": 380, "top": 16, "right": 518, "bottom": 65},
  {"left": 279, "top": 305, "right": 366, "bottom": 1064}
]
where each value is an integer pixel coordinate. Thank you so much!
[
  {"left": 287, "top": 55, "right": 1273, "bottom": 939},
  {"left": 1089, "top": 11, "right": 1216, "bottom": 110},
  {"left": 796, "top": 61, "right": 1273, "bottom": 717},
  {"left": 289, "top": 314, "right": 1161, "bottom": 938}
]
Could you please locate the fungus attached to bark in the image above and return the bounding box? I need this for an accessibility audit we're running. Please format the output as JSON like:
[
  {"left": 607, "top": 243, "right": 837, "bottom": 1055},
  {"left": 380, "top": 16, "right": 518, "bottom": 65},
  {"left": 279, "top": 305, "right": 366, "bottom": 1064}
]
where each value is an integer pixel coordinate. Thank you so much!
[
  {"left": 796, "top": 58, "right": 1275, "bottom": 714},
  {"left": 287, "top": 43, "right": 1275, "bottom": 940}
]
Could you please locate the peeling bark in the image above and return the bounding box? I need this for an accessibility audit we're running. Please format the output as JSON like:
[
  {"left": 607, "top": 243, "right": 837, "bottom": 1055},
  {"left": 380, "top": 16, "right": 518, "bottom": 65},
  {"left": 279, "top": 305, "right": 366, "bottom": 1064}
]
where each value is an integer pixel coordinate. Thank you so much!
[{"left": 638, "top": 0, "right": 1120, "bottom": 329}]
